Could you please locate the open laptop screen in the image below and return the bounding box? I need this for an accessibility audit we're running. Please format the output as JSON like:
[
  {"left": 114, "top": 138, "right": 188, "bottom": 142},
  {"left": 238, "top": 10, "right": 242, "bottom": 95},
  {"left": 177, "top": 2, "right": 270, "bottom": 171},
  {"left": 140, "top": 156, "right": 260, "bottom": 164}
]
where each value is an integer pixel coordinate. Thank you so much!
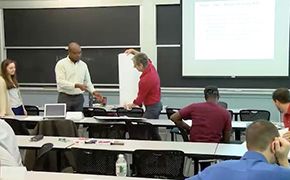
[{"left": 44, "top": 103, "right": 66, "bottom": 119}]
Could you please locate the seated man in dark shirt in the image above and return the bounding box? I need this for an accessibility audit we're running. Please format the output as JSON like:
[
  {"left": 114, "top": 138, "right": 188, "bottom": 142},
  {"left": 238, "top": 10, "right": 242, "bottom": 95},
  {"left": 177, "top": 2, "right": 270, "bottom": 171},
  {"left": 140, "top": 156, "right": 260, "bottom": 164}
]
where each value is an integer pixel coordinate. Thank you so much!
[
  {"left": 170, "top": 86, "right": 232, "bottom": 143},
  {"left": 170, "top": 86, "right": 232, "bottom": 170}
]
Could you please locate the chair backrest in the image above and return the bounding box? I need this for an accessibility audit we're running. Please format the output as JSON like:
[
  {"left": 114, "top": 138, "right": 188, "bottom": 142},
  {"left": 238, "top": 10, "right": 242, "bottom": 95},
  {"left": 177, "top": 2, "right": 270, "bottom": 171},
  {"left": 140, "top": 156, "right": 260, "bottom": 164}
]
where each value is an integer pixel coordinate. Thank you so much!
[
  {"left": 82, "top": 107, "right": 107, "bottom": 117},
  {"left": 33, "top": 143, "right": 54, "bottom": 171},
  {"left": 239, "top": 109, "right": 271, "bottom": 121},
  {"left": 125, "top": 121, "right": 154, "bottom": 140},
  {"left": 27, "top": 120, "right": 78, "bottom": 172},
  {"left": 88, "top": 124, "right": 127, "bottom": 139},
  {"left": 24, "top": 105, "right": 40, "bottom": 115},
  {"left": 34, "top": 119, "right": 78, "bottom": 137},
  {"left": 165, "top": 107, "right": 180, "bottom": 119},
  {"left": 116, "top": 107, "right": 144, "bottom": 117},
  {"left": 218, "top": 101, "right": 228, "bottom": 109},
  {"left": 132, "top": 150, "right": 185, "bottom": 179},
  {"left": 3, "top": 118, "right": 30, "bottom": 135},
  {"left": 71, "top": 148, "right": 119, "bottom": 175},
  {"left": 228, "top": 110, "right": 234, "bottom": 121},
  {"left": 177, "top": 127, "right": 189, "bottom": 142}
]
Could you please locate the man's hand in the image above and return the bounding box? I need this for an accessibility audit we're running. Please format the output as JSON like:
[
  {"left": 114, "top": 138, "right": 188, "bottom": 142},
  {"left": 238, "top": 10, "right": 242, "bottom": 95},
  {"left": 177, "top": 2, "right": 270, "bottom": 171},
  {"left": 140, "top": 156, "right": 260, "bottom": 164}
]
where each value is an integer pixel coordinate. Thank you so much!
[
  {"left": 124, "top": 103, "right": 138, "bottom": 110},
  {"left": 273, "top": 137, "right": 290, "bottom": 167},
  {"left": 282, "top": 131, "right": 290, "bottom": 142},
  {"left": 75, "top": 83, "right": 87, "bottom": 91},
  {"left": 124, "top": 49, "right": 139, "bottom": 55}
]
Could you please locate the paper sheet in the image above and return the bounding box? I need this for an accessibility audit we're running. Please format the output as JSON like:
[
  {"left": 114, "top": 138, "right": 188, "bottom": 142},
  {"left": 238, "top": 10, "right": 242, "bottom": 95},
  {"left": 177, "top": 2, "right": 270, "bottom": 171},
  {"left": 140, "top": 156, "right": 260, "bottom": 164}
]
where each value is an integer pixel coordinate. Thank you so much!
[{"left": 118, "top": 53, "right": 139, "bottom": 106}]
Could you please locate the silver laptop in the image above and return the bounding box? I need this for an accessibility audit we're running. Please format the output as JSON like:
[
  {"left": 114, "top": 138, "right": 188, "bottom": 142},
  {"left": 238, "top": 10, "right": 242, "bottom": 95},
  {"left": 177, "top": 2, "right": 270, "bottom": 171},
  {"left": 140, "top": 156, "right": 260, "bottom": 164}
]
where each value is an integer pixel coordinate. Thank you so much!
[{"left": 43, "top": 103, "right": 66, "bottom": 119}]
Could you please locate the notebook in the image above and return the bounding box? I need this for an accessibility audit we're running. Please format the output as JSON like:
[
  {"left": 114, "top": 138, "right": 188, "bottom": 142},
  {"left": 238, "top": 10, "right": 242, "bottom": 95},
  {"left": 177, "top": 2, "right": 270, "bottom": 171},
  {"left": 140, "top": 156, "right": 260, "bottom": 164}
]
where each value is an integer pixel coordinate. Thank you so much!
[{"left": 43, "top": 103, "right": 66, "bottom": 119}]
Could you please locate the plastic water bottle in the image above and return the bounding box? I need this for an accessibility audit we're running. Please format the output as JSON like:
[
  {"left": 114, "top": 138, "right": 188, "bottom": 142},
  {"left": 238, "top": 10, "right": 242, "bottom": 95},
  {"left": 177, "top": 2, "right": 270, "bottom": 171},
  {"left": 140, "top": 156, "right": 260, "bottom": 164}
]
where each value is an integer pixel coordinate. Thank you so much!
[{"left": 116, "top": 154, "right": 127, "bottom": 176}]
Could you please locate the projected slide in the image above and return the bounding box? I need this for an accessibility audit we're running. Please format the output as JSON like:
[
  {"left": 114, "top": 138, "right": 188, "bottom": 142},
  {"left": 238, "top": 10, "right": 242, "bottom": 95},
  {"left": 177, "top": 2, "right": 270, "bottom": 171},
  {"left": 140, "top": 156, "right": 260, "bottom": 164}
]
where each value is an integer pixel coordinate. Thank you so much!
[{"left": 182, "top": 0, "right": 290, "bottom": 76}]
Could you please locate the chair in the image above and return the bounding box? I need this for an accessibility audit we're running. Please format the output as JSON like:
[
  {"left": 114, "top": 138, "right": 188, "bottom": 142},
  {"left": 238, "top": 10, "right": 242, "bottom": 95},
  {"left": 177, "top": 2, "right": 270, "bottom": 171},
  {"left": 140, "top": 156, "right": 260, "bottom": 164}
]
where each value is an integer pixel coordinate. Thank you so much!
[
  {"left": 82, "top": 107, "right": 107, "bottom": 117},
  {"left": 71, "top": 148, "right": 119, "bottom": 175},
  {"left": 165, "top": 107, "right": 181, "bottom": 141},
  {"left": 218, "top": 101, "right": 228, "bottom": 109},
  {"left": 33, "top": 143, "right": 54, "bottom": 171},
  {"left": 33, "top": 119, "right": 79, "bottom": 137},
  {"left": 2, "top": 118, "right": 30, "bottom": 135},
  {"left": 228, "top": 110, "right": 234, "bottom": 121},
  {"left": 239, "top": 109, "right": 270, "bottom": 121},
  {"left": 125, "top": 121, "right": 155, "bottom": 140},
  {"left": 177, "top": 126, "right": 189, "bottom": 142},
  {"left": 116, "top": 107, "right": 144, "bottom": 117},
  {"left": 132, "top": 150, "right": 185, "bottom": 179},
  {"left": 88, "top": 124, "right": 127, "bottom": 139},
  {"left": 25, "top": 120, "right": 78, "bottom": 171},
  {"left": 24, "top": 105, "right": 40, "bottom": 115}
]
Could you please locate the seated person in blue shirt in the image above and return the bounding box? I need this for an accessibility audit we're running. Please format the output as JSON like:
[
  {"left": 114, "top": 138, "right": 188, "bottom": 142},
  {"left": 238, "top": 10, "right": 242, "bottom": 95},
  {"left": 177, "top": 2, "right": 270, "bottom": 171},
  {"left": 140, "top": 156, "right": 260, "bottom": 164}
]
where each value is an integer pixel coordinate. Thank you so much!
[{"left": 187, "top": 120, "right": 290, "bottom": 180}]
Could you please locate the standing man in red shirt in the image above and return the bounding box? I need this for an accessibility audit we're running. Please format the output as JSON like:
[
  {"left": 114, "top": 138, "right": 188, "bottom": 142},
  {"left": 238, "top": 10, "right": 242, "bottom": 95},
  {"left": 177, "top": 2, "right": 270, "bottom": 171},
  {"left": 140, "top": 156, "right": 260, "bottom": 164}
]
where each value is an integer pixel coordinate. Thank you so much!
[
  {"left": 272, "top": 88, "right": 290, "bottom": 141},
  {"left": 124, "top": 49, "right": 162, "bottom": 140}
]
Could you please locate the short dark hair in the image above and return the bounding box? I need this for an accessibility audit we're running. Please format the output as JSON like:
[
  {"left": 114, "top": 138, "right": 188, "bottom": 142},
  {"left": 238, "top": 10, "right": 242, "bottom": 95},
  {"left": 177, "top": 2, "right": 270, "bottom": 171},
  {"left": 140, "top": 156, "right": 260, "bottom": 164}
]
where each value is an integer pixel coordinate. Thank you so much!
[
  {"left": 204, "top": 86, "right": 219, "bottom": 100},
  {"left": 272, "top": 88, "right": 290, "bottom": 103},
  {"left": 246, "top": 120, "right": 279, "bottom": 151},
  {"left": 133, "top": 53, "right": 148, "bottom": 67}
]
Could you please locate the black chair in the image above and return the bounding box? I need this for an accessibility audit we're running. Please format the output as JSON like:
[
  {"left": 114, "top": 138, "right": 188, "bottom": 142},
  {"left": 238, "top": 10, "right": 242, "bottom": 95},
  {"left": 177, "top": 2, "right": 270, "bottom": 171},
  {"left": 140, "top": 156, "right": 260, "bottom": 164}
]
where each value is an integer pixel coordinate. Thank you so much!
[
  {"left": 88, "top": 124, "right": 127, "bottom": 139},
  {"left": 132, "top": 150, "right": 185, "bottom": 179},
  {"left": 239, "top": 109, "right": 270, "bottom": 121},
  {"left": 228, "top": 110, "right": 234, "bottom": 121},
  {"left": 25, "top": 120, "right": 78, "bottom": 171},
  {"left": 218, "top": 101, "right": 228, "bottom": 109},
  {"left": 3, "top": 118, "right": 30, "bottom": 135},
  {"left": 82, "top": 107, "right": 108, "bottom": 117},
  {"left": 33, "top": 143, "right": 54, "bottom": 171},
  {"left": 71, "top": 148, "right": 119, "bottom": 175},
  {"left": 24, "top": 105, "right": 40, "bottom": 115},
  {"left": 125, "top": 121, "right": 155, "bottom": 140},
  {"left": 177, "top": 127, "right": 189, "bottom": 142},
  {"left": 116, "top": 107, "right": 144, "bottom": 117},
  {"left": 165, "top": 107, "right": 181, "bottom": 141}
]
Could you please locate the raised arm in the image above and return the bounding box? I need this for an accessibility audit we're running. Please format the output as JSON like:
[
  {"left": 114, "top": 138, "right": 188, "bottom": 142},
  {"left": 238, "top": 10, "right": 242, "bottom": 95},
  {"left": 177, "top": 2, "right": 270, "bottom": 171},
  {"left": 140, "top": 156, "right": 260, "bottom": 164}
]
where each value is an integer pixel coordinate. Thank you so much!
[{"left": 124, "top": 49, "right": 140, "bottom": 55}]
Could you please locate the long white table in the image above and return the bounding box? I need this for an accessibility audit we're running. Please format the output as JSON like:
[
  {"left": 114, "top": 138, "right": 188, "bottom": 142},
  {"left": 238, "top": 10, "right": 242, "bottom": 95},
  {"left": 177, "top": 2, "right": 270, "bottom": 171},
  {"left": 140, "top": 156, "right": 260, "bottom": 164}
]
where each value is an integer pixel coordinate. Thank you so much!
[
  {"left": 215, "top": 142, "right": 290, "bottom": 159},
  {"left": 10, "top": 115, "right": 250, "bottom": 129},
  {"left": 6, "top": 115, "right": 251, "bottom": 141},
  {"left": 17, "top": 135, "right": 218, "bottom": 156},
  {"left": 17, "top": 135, "right": 75, "bottom": 149},
  {"left": 25, "top": 171, "right": 164, "bottom": 180}
]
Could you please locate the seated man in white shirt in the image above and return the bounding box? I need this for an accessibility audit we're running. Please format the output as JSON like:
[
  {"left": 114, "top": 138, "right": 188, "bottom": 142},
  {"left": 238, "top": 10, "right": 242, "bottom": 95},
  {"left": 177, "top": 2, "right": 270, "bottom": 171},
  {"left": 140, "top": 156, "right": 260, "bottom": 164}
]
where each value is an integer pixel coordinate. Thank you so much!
[{"left": 0, "top": 120, "right": 22, "bottom": 166}]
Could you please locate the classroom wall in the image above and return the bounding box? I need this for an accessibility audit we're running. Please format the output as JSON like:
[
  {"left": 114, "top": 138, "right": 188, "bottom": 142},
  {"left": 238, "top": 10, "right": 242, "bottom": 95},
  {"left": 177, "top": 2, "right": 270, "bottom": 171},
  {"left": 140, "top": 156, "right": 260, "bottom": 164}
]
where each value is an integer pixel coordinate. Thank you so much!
[{"left": 0, "top": 0, "right": 282, "bottom": 122}]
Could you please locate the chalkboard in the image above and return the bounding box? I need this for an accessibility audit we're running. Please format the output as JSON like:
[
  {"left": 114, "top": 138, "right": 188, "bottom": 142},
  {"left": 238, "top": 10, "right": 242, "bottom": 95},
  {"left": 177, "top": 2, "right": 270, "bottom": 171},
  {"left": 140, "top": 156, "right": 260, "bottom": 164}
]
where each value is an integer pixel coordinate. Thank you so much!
[
  {"left": 3, "top": 6, "right": 139, "bottom": 85},
  {"left": 156, "top": 5, "right": 290, "bottom": 88},
  {"left": 156, "top": 5, "right": 181, "bottom": 45},
  {"left": 4, "top": 7, "right": 139, "bottom": 46},
  {"left": 7, "top": 48, "right": 131, "bottom": 84}
]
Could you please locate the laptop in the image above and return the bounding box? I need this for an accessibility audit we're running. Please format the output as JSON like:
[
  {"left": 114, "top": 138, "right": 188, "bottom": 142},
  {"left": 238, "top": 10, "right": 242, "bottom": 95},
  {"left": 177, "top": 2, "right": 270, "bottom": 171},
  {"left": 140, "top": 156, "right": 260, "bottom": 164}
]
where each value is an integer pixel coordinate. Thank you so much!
[{"left": 43, "top": 103, "right": 66, "bottom": 119}]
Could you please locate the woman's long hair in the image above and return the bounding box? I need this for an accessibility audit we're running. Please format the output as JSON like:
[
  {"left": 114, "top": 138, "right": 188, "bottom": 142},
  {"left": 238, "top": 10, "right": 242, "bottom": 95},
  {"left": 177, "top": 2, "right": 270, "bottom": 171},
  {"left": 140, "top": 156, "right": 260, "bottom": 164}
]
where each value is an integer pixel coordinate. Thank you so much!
[{"left": 1, "top": 59, "right": 19, "bottom": 89}]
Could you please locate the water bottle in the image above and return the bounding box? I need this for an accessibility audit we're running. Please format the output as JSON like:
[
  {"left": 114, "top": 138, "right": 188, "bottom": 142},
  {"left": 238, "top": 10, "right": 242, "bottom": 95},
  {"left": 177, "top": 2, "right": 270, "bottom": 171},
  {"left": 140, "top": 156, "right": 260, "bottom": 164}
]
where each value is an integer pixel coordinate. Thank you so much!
[{"left": 116, "top": 154, "right": 127, "bottom": 176}]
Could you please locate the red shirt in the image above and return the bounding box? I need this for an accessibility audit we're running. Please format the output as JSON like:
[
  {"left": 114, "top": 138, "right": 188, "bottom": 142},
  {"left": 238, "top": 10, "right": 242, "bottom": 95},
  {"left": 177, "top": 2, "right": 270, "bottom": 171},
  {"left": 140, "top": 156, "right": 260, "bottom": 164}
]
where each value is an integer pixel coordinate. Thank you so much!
[
  {"left": 283, "top": 105, "right": 290, "bottom": 128},
  {"left": 133, "top": 60, "right": 161, "bottom": 106},
  {"left": 179, "top": 102, "right": 232, "bottom": 143}
]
